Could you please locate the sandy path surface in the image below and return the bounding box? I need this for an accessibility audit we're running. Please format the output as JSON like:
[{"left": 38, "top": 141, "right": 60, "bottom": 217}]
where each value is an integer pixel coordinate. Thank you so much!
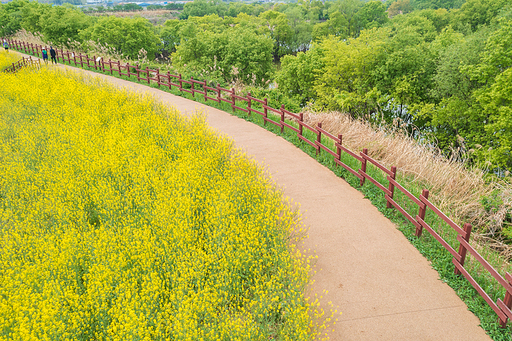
[{"left": 36, "top": 58, "right": 492, "bottom": 340}]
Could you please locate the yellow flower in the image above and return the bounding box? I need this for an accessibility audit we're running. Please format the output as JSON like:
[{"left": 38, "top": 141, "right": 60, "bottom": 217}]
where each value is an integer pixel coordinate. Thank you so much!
[{"left": 0, "top": 53, "right": 332, "bottom": 340}]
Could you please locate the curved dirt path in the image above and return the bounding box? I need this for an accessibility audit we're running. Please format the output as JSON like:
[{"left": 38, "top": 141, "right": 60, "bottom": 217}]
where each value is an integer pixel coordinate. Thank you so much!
[{"left": 40, "top": 58, "right": 492, "bottom": 340}]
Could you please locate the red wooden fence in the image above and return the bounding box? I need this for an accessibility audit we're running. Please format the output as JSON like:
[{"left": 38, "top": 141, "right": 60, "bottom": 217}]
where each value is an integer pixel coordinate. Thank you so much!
[
  {"left": 4, "top": 37, "right": 512, "bottom": 327},
  {"left": 2, "top": 55, "right": 40, "bottom": 73}
]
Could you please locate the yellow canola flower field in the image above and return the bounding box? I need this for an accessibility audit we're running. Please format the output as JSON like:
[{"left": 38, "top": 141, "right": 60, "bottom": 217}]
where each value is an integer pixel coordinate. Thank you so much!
[
  {"left": 0, "top": 54, "right": 326, "bottom": 340},
  {"left": 0, "top": 52, "right": 20, "bottom": 70}
]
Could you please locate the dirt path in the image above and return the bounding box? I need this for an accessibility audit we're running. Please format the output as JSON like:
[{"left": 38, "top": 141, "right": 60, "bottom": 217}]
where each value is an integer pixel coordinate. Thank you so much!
[{"left": 42, "top": 58, "right": 492, "bottom": 340}]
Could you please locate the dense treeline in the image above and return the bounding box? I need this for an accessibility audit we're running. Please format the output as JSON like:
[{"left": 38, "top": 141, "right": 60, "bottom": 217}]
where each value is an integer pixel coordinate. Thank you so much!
[{"left": 1, "top": 0, "right": 511, "bottom": 172}]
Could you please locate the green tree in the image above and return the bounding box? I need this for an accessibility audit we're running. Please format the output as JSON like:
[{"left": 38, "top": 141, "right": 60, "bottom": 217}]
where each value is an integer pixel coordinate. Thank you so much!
[
  {"left": 372, "top": 11, "right": 449, "bottom": 126},
  {"left": 179, "top": 0, "right": 227, "bottom": 19},
  {"left": 416, "top": 8, "right": 451, "bottom": 32},
  {"left": 259, "top": 10, "right": 294, "bottom": 61},
  {"left": 0, "top": 0, "right": 28, "bottom": 36},
  {"left": 415, "top": 28, "right": 488, "bottom": 150},
  {"left": 171, "top": 26, "right": 274, "bottom": 86},
  {"left": 451, "top": 0, "right": 510, "bottom": 31},
  {"left": 356, "top": 0, "right": 389, "bottom": 30},
  {"left": 39, "top": 4, "right": 91, "bottom": 45},
  {"left": 186, "top": 13, "right": 231, "bottom": 33},
  {"left": 284, "top": 6, "right": 313, "bottom": 52},
  {"left": 122, "top": 3, "right": 142, "bottom": 11},
  {"left": 226, "top": 2, "right": 266, "bottom": 17},
  {"left": 80, "top": 16, "right": 160, "bottom": 59},
  {"left": 410, "top": 0, "right": 464, "bottom": 10},
  {"left": 159, "top": 19, "right": 182, "bottom": 53},
  {"left": 313, "top": 28, "right": 389, "bottom": 118},
  {"left": 312, "top": 11, "right": 350, "bottom": 40},
  {"left": 388, "top": 0, "right": 413, "bottom": 17},
  {"left": 165, "top": 2, "right": 184, "bottom": 10},
  {"left": 20, "top": 0, "right": 50, "bottom": 33},
  {"left": 234, "top": 12, "right": 266, "bottom": 32},
  {"left": 276, "top": 47, "right": 324, "bottom": 106},
  {"left": 476, "top": 68, "right": 512, "bottom": 170},
  {"left": 467, "top": 17, "right": 512, "bottom": 83},
  {"left": 327, "top": 0, "right": 364, "bottom": 36}
]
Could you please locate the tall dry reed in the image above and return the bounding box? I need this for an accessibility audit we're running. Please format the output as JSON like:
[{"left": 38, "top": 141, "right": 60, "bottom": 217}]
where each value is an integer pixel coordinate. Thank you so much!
[
  {"left": 303, "top": 111, "right": 512, "bottom": 255},
  {"left": 12, "top": 30, "right": 127, "bottom": 64}
]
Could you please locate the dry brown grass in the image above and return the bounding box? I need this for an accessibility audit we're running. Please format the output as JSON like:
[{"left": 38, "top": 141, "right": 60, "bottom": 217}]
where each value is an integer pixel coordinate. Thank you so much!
[
  {"left": 303, "top": 111, "right": 512, "bottom": 256},
  {"left": 11, "top": 30, "right": 46, "bottom": 46},
  {"left": 88, "top": 10, "right": 178, "bottom": 25}
]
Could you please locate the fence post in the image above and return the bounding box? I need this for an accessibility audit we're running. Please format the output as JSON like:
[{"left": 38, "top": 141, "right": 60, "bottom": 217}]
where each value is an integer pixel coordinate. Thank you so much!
[
  {"left": 231, "top": 88, "right": 235, "bottom": 112},
  {"left": 167, "top": 72, "right": 172, "bottom": 89},
  {"left": 360, "top": 148, "right": 368, "bottom": 186},
  {"left": 500, "top": 274, "right": 512, "bottom": 327},
  {"left": 154, "top": 68, "right": 160, "bottom": 86},
  {"left": 386, "top": 166, "right": 397, "bottom": 209},
  {"left": 416, "top": 189, "right": 430, "bottom": 237},
  {"left": 316, "top": 122, "right": 322, "bottom": 155},
  {"left": 299, "top": 113, "right": 304, "bottom": 138},
  {"left": 337, "top": 134, "right": 342, "bottom": 161},
  {"left": 191, "top": 77, "right": 195, "bottom": 97},
  {"left": 179, "top": 74, "right": 183, "bottom": 92},
  {"left": 454, "top": 223, "right": 472, "bottom": 275},
  {"left": 146, "top": 67, "right": 150, "bottom": 84},
  {"left": 204, "top": 80, "right": 208, "bottom": 102},
  {"left": 136, "top": 64, "right": 141, "bottom": 81},
  {"left": 280, "top": 104, "right": 285, "bottom": 133},
  {"left": 247, "top": 92, "right": 252, "bottom": 116},
  {"left": 263, "top": 98, "right": 268, "bottom": 125}
]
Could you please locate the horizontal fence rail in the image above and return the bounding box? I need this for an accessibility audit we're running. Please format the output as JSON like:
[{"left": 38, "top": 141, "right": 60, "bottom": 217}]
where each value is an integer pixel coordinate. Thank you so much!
[
  {"left": 2, "top": 56, "right": 41, "bottom": 73},
  {"left": 4, "top": 37, "right": 512, "bottom": 327}
]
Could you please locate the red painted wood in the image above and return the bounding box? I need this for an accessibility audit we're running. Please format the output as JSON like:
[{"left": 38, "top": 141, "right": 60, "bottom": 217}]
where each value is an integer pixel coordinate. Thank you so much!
[
  {"left": 358, "top": 171, "right": 392, "bottom": 196},
  {"left": 335, "top": 143, "right": 363, "bottom": 162},
  {"left": 418, "top": 218, "right": 461, "bottom": 261},
  {"left": 421, "top": 196, "right": 466, "bottom": 236},
  {"left": 335, "top": 159, "right": 363, "bottom": 180},
  {"left": 359, "top": 149, "right": 368, "bottom": 186},
  {"left": 387, "top": 166, "right": 397, "bottom": 209},
  {"left": 416, "top": 189, "right": 429, "bottom": 237},
  {"left": 457, "top": 237, "right": 512, "bottom": 293},
  {"left": 454, "top": 223, "right": 472, "bottom": 276},
  {"left": 453, "top": 260, "right": 507, "bottom": 322}
]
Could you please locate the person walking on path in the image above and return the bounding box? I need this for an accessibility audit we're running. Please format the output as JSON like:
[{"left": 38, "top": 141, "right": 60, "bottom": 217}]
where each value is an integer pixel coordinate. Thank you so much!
[
  {"left": 42, "top": 48, "right": 49, "bottom": 64},
  {"left": 50, "top": 47, "right": 56, "bottom": 64},
  {"left": 3, "top": 40, "right": 8, "bottom": 53}
]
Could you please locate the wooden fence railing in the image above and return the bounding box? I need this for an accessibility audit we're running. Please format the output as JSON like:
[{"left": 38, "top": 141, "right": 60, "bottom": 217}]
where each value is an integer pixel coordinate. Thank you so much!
[
  {"left": 2, "top": 55, "right": 40, "bottom": 73},
  {"left": 4, "top": 37, "right": 512, "bottom": 327}
]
